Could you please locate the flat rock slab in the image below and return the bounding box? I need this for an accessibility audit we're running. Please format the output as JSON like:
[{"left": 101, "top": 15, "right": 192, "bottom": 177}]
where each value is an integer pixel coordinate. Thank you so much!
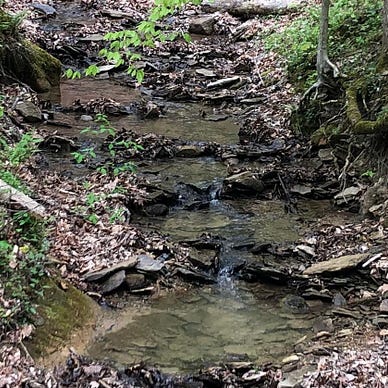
[
  {"left": 84, "top": 257, "right": 138, "bottom": 282},
  {"left": 101, "top": 270, "right": 126, "bottom": 294},
  {"left": 303, "top": 253, "right": 369, "bottom": 275},
  {"left": 202, "top": 0, "right": 305, "bottom": 16},
  {"left": 136, "top": 254, "right": 165, "bottom": 272}
]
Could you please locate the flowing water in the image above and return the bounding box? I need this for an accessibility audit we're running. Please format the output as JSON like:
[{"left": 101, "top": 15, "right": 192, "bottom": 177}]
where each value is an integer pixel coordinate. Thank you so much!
[{"left": 42, "top": 78, "right": 356, "bottom": 373}]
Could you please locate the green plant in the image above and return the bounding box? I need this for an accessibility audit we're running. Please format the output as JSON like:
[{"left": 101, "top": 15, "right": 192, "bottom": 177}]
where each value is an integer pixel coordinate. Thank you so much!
[
  {"left": 64, "top": 0, "right": 202, "bottom": 82},
  {"left": 108, "top": 207, "right": 126, "bottom": 223},
  {"left": 86, "top": 213, "right": 99, "bottom": 225},
  {"left": 0, "top": 210, "right": 48, "bottom": 327},
  {"left": 0, "top": 8, "right": 26, "bottom": 35},
  {"left": 265, "top": 0, "right": 382, "bottom": 83},
  {"left": 0, "top": 132, "right": 39, "bottom": 193},
  {"left": 361, "top": 169, "right": 376, "bottom": 178},
  {"left": 73, "top": 115, "right": 142, "bottom": 176}
]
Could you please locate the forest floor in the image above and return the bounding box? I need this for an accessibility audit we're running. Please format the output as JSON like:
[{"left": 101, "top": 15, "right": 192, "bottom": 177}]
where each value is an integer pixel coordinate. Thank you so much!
[{"left": 1, "top": 0, "right": 388, "bottom": 387}]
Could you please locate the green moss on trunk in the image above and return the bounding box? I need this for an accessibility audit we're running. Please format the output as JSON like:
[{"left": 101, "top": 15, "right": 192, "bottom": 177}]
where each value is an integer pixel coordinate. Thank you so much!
[
  {"left": 0, "top": 38, "right": 61, "bottom": 92},
  {"left": 346, "top": 87, "right": 388, "bottom": 134}
]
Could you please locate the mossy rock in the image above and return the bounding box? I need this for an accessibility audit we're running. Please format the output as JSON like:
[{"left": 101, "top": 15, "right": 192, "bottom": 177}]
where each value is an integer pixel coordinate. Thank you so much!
[
  {"left": 0, "top": 38, "right": 61, "bottom": 92},
  {"left": 26, "top": 278, "right": 96, "bottom": 359}
]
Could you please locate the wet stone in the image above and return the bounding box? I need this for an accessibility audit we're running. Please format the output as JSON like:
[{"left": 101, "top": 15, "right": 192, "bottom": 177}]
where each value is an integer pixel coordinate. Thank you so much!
[
  {"left": 282, "top": 295, "right": 309, "bottom": 314},
  {"left": 222, "top": 171, "right": 265, "bottom": 197},
  {"left": 176, "top": 267, "right": 216, "bottom": 284},
  {"left": 144, "top": 204, "right": 169, "bottom": 217},
  {"left": 188, "top": 248, "right": 217, "bottom": 270},
  {"left": 175, "top": 145, "right": 204, "bottom": 157},
  {"left": 196, "top": 68, "right": 217, "bottom": 77}
]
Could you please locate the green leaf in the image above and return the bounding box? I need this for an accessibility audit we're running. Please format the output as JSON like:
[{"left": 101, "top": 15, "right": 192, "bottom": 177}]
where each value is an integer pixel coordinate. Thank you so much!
[{"left": 182, "top": 32, "right": 192, "bottom": 43}]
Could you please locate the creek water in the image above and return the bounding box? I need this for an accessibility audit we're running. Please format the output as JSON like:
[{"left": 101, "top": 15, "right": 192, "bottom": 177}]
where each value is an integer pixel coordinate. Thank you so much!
[{"left": 42, "top": 79, "right": 355, "bottom": 374}]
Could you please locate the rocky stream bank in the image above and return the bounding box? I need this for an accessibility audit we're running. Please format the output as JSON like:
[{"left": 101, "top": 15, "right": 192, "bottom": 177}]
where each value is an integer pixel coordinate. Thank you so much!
[{"left": 1, "top": 0, "right": 388, "bottom": 387}]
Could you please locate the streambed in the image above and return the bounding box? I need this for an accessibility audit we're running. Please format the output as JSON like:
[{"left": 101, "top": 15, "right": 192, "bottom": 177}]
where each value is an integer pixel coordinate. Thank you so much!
[{"left": 41, "top": 78, "right": 357, "bottom": 374}]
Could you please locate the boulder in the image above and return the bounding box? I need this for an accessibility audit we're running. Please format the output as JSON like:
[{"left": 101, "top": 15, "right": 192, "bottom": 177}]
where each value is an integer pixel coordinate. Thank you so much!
[
  {"left": 222, "top": 171, "right": 265, "bottom": 197},
  {"left": 101, "top": 270, "right": 126, "bottom": 294},
  {"left": 303, "top": 253, "right": 369, "bottom": 275},
  {"left": 15, "top": 101, "right": 42, "bottom": 123},
  {"left": 188, "top": 15, "right": 216, "bottom": 35}
]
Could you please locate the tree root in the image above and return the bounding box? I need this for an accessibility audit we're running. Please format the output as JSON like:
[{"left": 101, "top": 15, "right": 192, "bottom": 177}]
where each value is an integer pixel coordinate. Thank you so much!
[{"left": 346, "top": 87, "right": 388, "bottom": 134}]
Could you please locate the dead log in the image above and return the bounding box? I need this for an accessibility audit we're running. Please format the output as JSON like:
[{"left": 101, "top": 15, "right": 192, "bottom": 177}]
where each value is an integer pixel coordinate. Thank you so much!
[
  {"left": 202, "top": 0, "right": 305, "bottom": 17},
  {"left": 0, "top": 179, "right": 46, "bottom": 218}
]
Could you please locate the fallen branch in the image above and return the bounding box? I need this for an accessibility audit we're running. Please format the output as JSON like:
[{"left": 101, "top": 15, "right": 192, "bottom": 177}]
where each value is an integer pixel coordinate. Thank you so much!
[{"left": 0, "top": 179, "right": 46, "bottom": 218}]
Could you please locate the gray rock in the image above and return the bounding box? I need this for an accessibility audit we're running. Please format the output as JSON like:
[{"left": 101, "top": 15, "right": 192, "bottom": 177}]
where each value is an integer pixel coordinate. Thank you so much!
[
  {"left": 189, "top": 15, "right": 216, "bottom": 35},
  {"left": 333, "top": 292, "right": 347, "bottom": 307},
  {"left": 282, "top": 295, "right": 309, "bottom": 314},
  {"left": 313, "top": 317, "right": 334, "bottom": 333},
  {"left": 379, "top": 299, "right": 388, "bottom": 313},
  {"left": 290, "top": 184, "right": 312, "bottom": 196},
  {"left": 334, "top": 186, "right": 363, "bottom": 205},
  {"left": 196, "top": 68, "right": 217, "bottom": 77},
  {"left": 84, "top": 257, "right": 138, "bottom": 282},
  {"left": 303, "top": 253, "right": 369, "bottom": 275},
  {"left": 80, "top": 115, "right": 93, "bottom": 121},
  {"left": 79, "top": 34, "right": 105, "bottom": 42},
  {"left": 176, "top": 267, "right": 216, "bottom": 284},
  {"left": 188, "top": 248, "right": 217, "bottom": 270},
  {"left": 222, "top": 171, "right": 265, "bottom": 197},
  {"left": 32, "top": 3, "right": 57, "bottom": 16},
  {"left": 207, "top": 76, "right": 241, "bottom": 90},
  {"left": 175, "top": 145, "right": 204, "bottom": 157},
  {"left": 318, "top": 148, "right": 334, "bottom": 162},
  {"left": 136, "top": 254, "right": 165, "bottom": 272},
  {"left": 101, "top": 270, "right": 126, "bottom": 294},
  {"left": 125, "top": 273, "right": 146, "bottom": 290},
  {"left": 16, "top": 101, "right": 42, "bottom": 123}
]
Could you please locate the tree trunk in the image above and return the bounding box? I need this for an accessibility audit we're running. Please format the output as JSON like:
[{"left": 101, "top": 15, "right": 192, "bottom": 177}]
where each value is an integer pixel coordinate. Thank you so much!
[
  {"left": 316, "top": 0, "right": 338, "bottom": 85},
  {"left": 382, "top": 0, "right": 388, "bottom": 68}
]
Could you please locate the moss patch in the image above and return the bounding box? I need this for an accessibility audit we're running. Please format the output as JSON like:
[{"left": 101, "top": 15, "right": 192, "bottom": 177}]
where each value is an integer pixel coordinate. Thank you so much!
[
  {"left": 0, "top": 38, "right": 61, "bottom": 92},
  {"left": 26, "top": 279, "right": 96, "bottom": 360},
  {"left": 346, "top": 87, "right": 388, "bottom": 135}
]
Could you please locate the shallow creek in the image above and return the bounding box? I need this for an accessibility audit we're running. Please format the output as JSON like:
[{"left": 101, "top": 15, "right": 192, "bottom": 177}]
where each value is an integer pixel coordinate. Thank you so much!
[{"left": 42, "top": 79, "right": 356, "bottom": 373}]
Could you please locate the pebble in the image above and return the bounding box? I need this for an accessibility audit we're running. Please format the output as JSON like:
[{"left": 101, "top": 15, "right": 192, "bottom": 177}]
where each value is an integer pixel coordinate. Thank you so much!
[{"left": 80, "top": 115, "right": 93, "bottom": 121}]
